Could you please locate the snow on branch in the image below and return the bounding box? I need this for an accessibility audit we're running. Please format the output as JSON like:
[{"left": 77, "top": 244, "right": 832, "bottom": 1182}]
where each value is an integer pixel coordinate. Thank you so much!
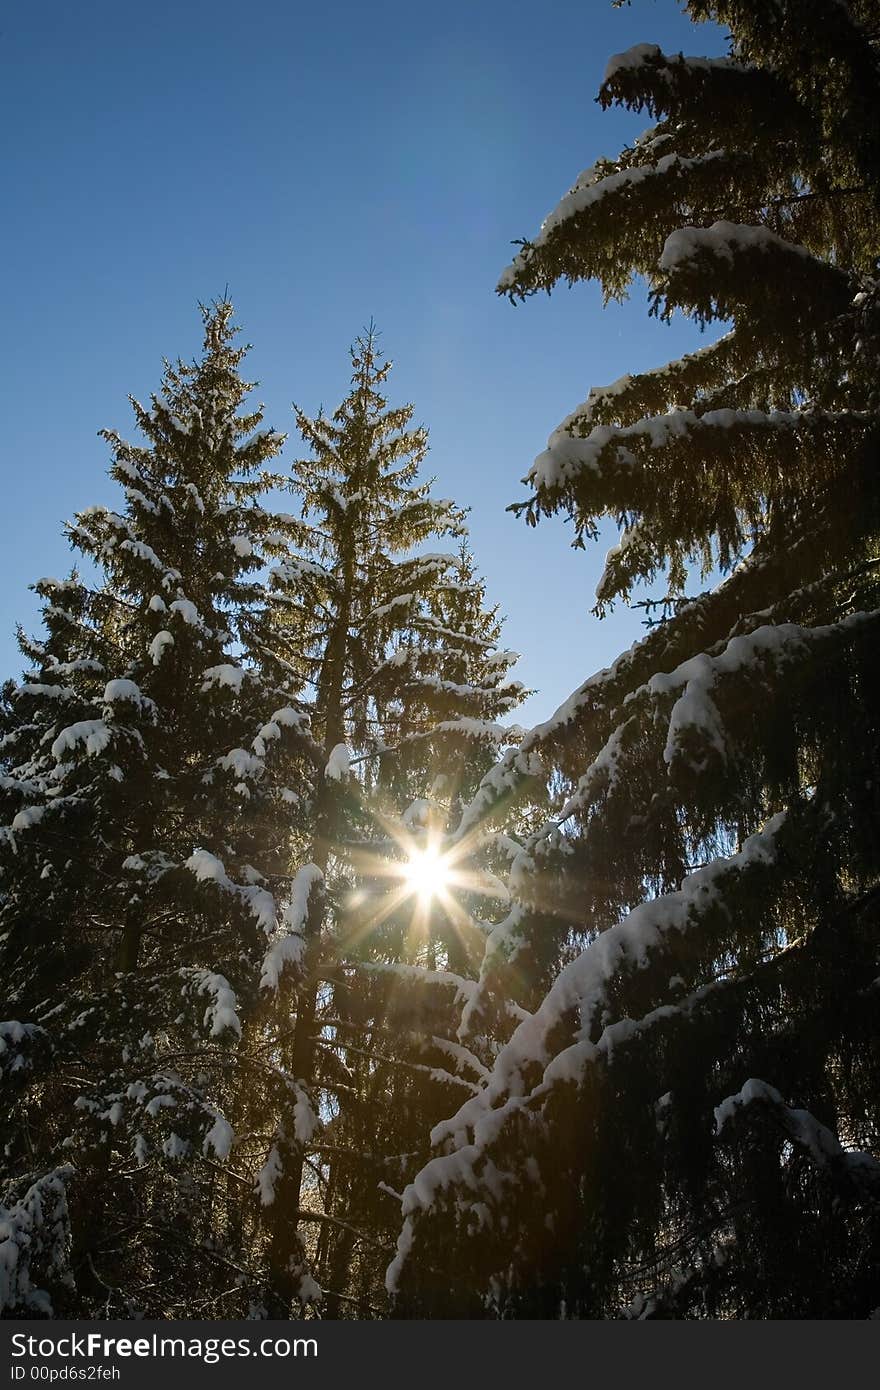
[
  {"left": 553, "top": 334, "right": 738, "bottom": 438},
  {"left": 256, "top": 1145, "right": 283, "bottom": 1206},
  {"left": 252, "top": 704, "right": 312, "bottom": 758},
  {"left": 528, "top": 404, "right": 840, "bottom": 494},
  {"left": 649, "top": 609, "right": 879, "bottom": 773},
  {"left": 201, "top": 664, "right": 254, "bottom": 694},
  {"left": 498, "top": 150, "right": 727, "bottom": 292},
  {"left": 51, "top": 720, "right": 114, "bottom": 761},
  {"left": 0, "top": 1167, "right": 74, "bottom": 1316},
  {"left": 269, "top": 556, "right": 339, "bottom": 590},
  {"left": 16, "top": 682, "right": 77, "bottom": 703},
  {"left": 260, "top": 864, "right": 323, "bottom": 991},
  {"left": 180, "top": 968, "right": 242, "bottom": 1038},
  {"left": 102, "top": 679, "right": 157, "bottom": 718},
  {"left": 358, "top": 960, "right": 479, "bottom": 1009},
  {"left": 480, "top": 609, "right": 878, "bottom": 874},
  {"left": 202, "top": 1110, "right": 235, "bottom": 1162},
  {"left": 659, "top": 221, "right": 812, "bottom": 274},
  {"left": 655, "top": 221, "right": 852, "bottom": 328},
  {"left": 0, "top": 1020, "right": 47, "bottom": 1079},
  {"left": 324, "top": 744, "right": 351, "bottom": 782},
  {"left": 601, "top": 43, "right": 749, "bottom": 87},
  {"left": 185, "top": 850, "right": 277, "bottom": 934},
  {"left": 387, "top": 812, "right": 788, "bottom": 1293},
  {"left": 715, "top": 1079, "right": 880, "bottom": 1191}
]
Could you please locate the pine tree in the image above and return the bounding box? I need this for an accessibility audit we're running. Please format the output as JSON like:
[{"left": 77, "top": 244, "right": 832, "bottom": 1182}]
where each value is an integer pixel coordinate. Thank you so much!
[
  {"left": 254, "top": 329, "right": 528, "bottom": 1315},
  {"left": 0, "top": 302, "right": 318, "bottom": 1317},
  {"left": 389, "top": 2, "right": 880, "bottom": 1318}
]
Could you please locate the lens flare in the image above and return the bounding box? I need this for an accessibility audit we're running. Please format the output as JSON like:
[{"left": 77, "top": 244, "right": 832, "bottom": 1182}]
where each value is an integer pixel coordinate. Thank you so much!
[
  {"left": 340, "top": 815, "right": 509, "bottom": 958},
  {"left": 402, "top": 844, "right": 451, "bottom": 905}
]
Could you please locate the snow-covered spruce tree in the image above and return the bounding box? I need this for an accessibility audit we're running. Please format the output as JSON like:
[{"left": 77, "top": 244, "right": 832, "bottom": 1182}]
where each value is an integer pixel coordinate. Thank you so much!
[
  {"left": 253, "top": 329, "right": 528, "bottom": 1315},
  {"left": 309, "top": 534, "right": 532, "bottom": 1317},
  {"left": 388, "top": 2, "right": 880, "bottom": 1318},
  {"left": 0, "top": 302, "right": 320, "bottom": 1317}
]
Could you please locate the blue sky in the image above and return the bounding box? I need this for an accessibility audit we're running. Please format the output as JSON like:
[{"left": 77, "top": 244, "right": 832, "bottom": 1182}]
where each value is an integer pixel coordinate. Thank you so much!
[{"left": 1, "top": 1, "right": 727, "bottom": 724}]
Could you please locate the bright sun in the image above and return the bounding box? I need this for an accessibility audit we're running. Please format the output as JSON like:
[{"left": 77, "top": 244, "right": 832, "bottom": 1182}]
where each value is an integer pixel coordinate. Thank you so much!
[
  {"left": 402, "top": 844, "right": 451, "bottom": 904},
  {"left": 343, "top": 821, "right": 505, "bottom": 948}
]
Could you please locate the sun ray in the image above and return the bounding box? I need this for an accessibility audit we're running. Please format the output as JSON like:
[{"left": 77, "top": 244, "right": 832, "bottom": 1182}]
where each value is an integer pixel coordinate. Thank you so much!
[
  {"left": 401, "top": 842, "right": 450, "bottom": 904},
  {"left": 337, "top": 807, "right": 512, "bottom": 965}
]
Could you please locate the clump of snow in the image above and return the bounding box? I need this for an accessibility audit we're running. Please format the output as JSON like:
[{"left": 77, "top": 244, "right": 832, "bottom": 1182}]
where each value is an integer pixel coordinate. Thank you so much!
[
  {"left": 203, "top": 1111, "right": 234, "bottom": 1161},
  {"left": 659, "top": 221, "right": 811, "bottom": 274},
  {"left": 602, "top": 43, "right": 747, "bottom": 85},
  {"left": 185, "top": 850, "right": 278, "bottom": 934},
  {"left": 293, "top": 1083, "right": 319, "bottom": 1145},
  {"left": 0, "top": 1021, "right": 44, "bottom": 1077},
  {"left": 648, "top": 614, "right": 876, "bottom": 771},
  {"left": 16, "top": 682, "right": 76, "bottom": 702},
  {"left": 0, "top": 1021, "right": 40, "bottom": 1051},
  {"left": 283, "top": 863, "right": 323, "bottom": 935},
  {"left": 715, "top": 1078, "right": 880, "bottom": 1186},
  {"left": 168, "top": 597, "right": 205, "bottom": 628},
  {"left": 239, "top": 884, "right": 277, "bottom": 934},
  {"left": 602, "top": 41, "right": 663, "bottom": 81},
  {"left": 402, "top": 799, "right": 431, "bottom": 829},
  {"left": 184, "top": 968, "right": 242, "bottom": 1037},
  {"left": 362, "top": 960, "right": 479, "bottom": 1009},
  {"left": 260, "top": 864, "right": 323, "bottom": 990},
  {"left": 148, "top": 630, "right": 174, "bottom": 665},
  {"left": 202, "top": 664, "right": 248, "bottom": 693},
  {"left": 186, "top": 849, "right": 229, "bottom": 885},
  {"left": 51, "top": 720, "right": 112, "bottom": 761},
  {"left": 144, "top": 1094, "right": 175, "bottom": 1118},
  {"left": 103, "top": 679, "right": 156, "bottom": 716},
  {"left": 255, "top": 707, "right": 310, "bottom": 756},
  {"left": 125, "top": 486, "right": 159, "bottom": 516},
  {"left": 120, "top": 538, "right": 163, "bottom": 570},
  {"left": 295, "top": 1266, "right": 322, "bottom": 1306},
  {"left": 240, "top": 426, "right": 286, "bottom": 451},
  {"left": 256, "top": 1146, "right": 283, "bottom": 1206},
  {"left": 183, "top": 482, "right": 205, "bottom": 512},
  {"left": 218, "top": 748, "right": 264, "bottom": 780},
  {"left": 270, "top": 556, "right": 333, "bottom": 587},
  {"left": 324, "top": 743, "right": 350, "bottom": 781}
]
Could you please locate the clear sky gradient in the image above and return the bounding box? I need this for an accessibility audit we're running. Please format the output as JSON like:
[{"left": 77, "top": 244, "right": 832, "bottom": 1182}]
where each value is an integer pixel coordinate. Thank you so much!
[{"left": 2, "top": 1, "right": 728, "bottom": 724}]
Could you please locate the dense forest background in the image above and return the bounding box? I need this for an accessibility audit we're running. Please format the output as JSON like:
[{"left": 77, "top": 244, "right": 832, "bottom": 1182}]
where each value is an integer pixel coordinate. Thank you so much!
[{"left": 2, "top": 0, "right": 879, "bottom": 1319}]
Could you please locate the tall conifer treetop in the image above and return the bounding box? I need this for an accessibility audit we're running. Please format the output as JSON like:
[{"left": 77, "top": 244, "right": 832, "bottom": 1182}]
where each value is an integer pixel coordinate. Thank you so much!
[
  {"left": 0, "top": 302, "right": 320, "bottom": 1317},
  {"left": 0, "top": 306, "right": 528, "bottom": 1318},
  {"left": 253, "top": 327, "right": 530, "bottom": 1315}
]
